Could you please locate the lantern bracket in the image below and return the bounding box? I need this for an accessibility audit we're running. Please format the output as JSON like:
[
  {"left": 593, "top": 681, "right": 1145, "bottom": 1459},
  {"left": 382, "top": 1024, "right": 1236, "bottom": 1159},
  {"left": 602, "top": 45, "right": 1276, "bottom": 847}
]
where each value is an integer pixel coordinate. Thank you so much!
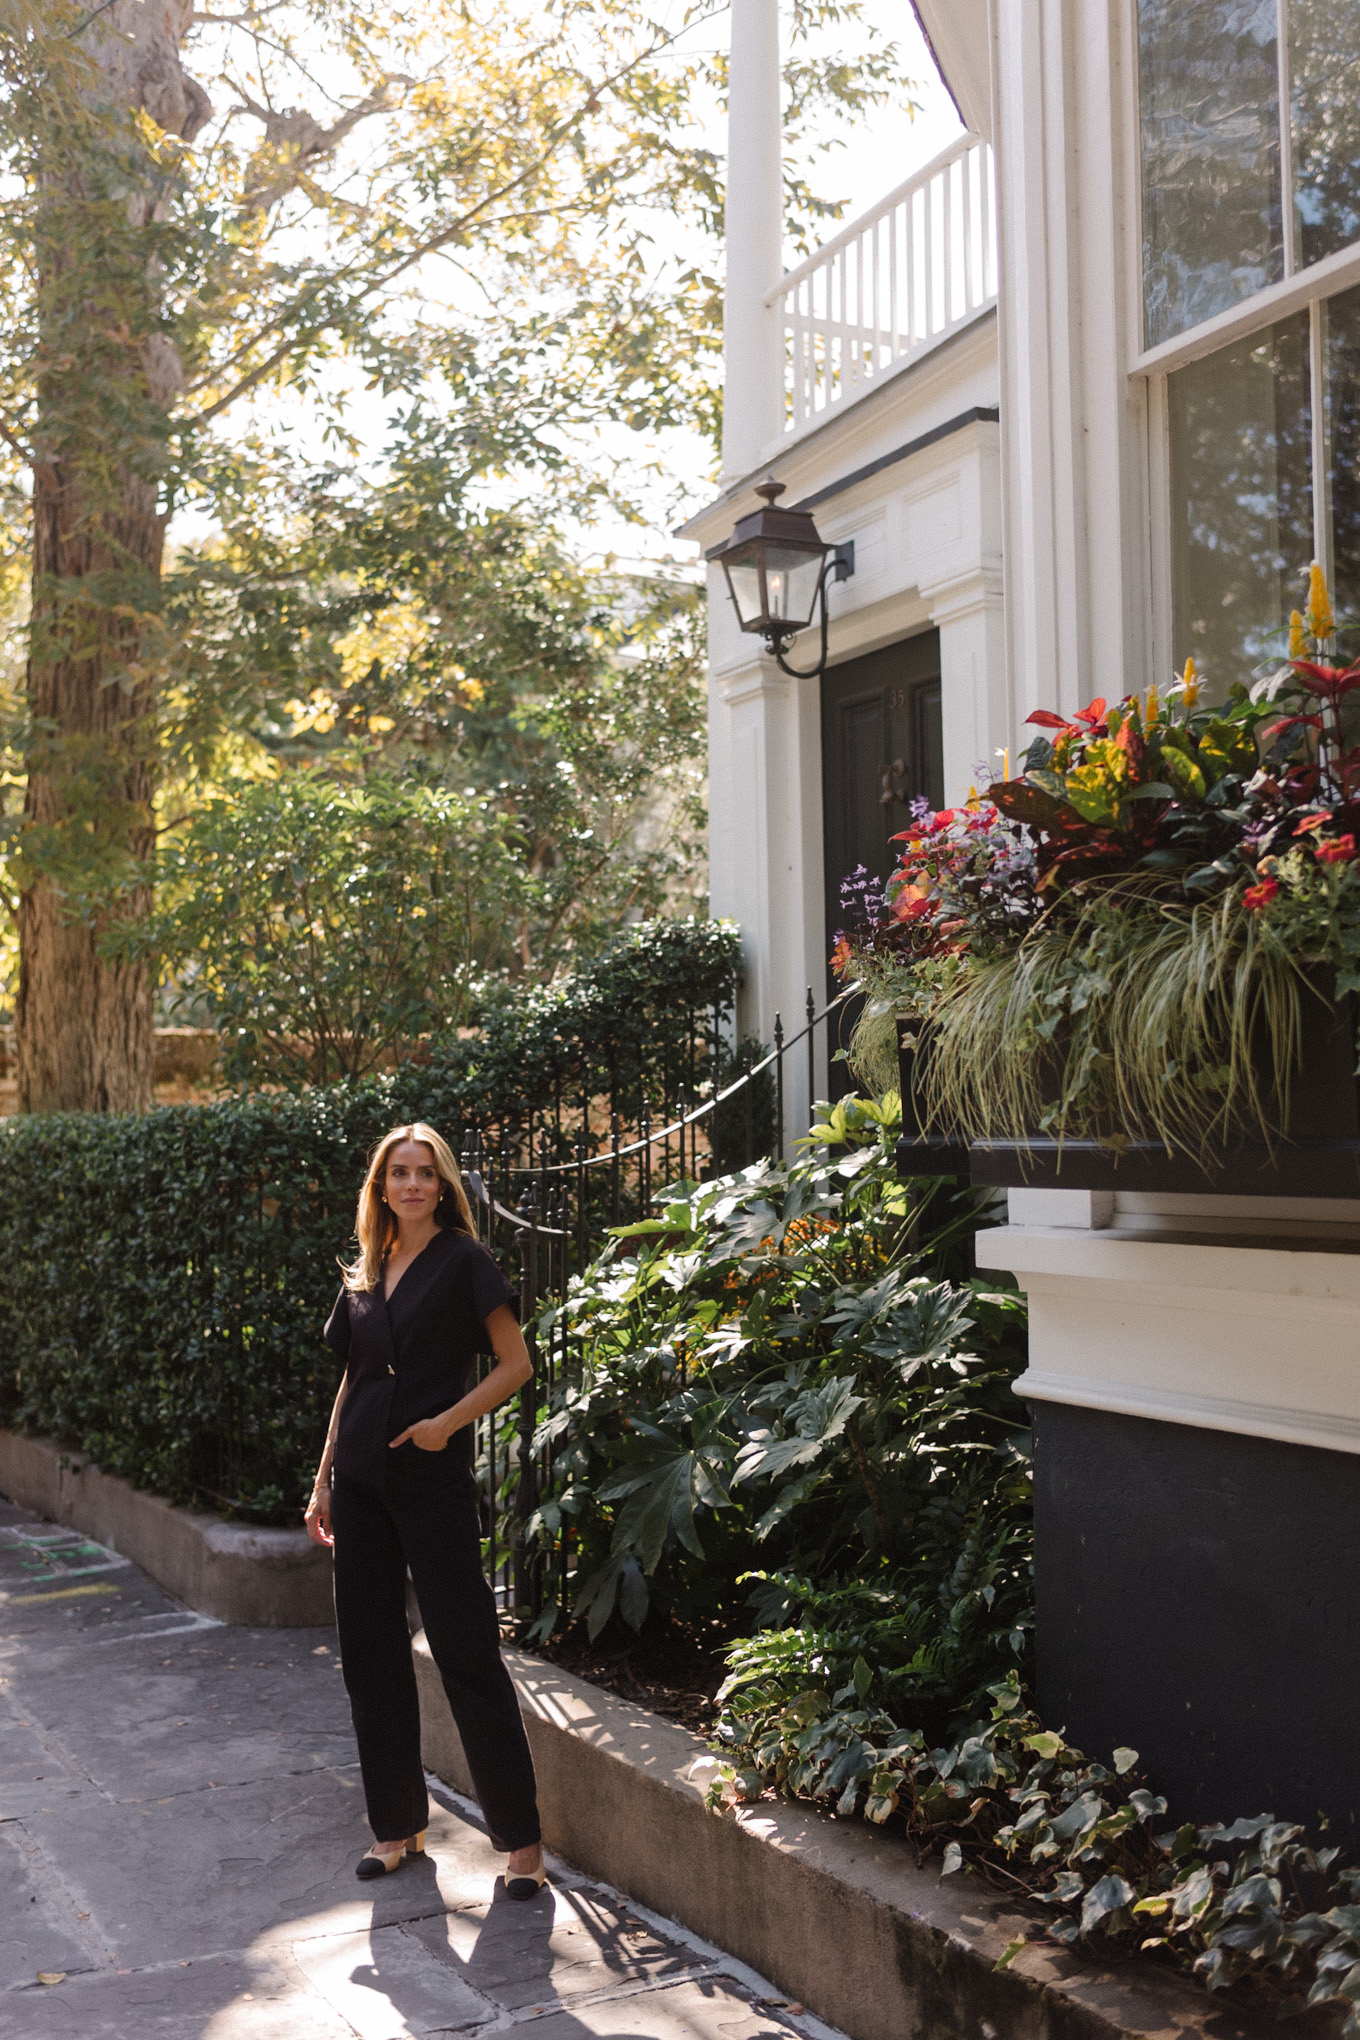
[{"left": 766, "top": 543, "right": 855, "bottom": 679}]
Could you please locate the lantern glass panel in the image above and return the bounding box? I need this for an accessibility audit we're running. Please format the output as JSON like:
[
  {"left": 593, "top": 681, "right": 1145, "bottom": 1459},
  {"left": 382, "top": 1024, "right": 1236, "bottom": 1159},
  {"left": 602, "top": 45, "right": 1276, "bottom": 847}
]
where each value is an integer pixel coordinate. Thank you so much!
[
  {"left": 723, "top": 557, "right": 766, "bottom": 630},
  {"left": 762, "top": 544, "right": 825, "bottom": 628}
]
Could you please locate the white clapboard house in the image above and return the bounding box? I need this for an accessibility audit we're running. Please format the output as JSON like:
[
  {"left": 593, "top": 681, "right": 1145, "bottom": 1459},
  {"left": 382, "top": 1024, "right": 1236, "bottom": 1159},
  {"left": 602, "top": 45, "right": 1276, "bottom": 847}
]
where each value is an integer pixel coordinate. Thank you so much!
[{"left": 683, "top": 0, "right": 1360, "bottom": 1835}]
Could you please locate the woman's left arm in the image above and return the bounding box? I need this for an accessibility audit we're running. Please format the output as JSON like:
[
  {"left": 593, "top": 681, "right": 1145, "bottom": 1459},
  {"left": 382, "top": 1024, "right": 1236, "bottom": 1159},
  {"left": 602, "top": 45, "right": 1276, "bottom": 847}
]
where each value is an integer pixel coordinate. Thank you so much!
[{"left": 388, "top": 1305, "right": 533, "bottom": 1454}]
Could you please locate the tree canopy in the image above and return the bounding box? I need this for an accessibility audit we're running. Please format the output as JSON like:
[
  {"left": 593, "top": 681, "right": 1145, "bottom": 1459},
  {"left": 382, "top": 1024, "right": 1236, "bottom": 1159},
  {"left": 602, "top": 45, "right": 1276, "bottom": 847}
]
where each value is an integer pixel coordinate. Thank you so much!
[{"left": 0, "top": 0, "right": 914, "bottom": 1103}]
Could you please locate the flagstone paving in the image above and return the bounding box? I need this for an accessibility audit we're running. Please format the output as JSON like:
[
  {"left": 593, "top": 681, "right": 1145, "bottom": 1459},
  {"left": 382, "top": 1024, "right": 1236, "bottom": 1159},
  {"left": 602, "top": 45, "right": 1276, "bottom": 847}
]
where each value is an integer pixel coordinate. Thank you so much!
[{"left": 0, "top": 1496, "right": 841, "bottom": 2040}]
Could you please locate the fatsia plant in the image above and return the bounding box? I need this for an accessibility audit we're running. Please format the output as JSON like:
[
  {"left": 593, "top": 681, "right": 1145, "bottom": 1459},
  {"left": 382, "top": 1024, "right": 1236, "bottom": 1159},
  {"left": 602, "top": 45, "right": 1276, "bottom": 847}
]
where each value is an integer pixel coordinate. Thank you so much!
[{"left": 530, "top": 1093, "right": 1031, "bottom": 1721}]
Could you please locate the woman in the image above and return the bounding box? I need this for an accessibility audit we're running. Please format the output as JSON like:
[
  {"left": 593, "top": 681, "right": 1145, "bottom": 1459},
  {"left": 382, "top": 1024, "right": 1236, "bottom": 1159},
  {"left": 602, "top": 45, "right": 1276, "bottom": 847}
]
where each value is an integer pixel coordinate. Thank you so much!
[{"left": 305, "top": 1122, "right": 545, "bottom": 1896}]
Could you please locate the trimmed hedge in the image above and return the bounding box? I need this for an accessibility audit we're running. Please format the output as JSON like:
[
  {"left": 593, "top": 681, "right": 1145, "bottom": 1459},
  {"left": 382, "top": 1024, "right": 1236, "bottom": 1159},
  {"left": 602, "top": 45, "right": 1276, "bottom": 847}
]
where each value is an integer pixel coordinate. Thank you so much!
[{"left": 0, "top": 919, "right": 740, "bottom": 1519}]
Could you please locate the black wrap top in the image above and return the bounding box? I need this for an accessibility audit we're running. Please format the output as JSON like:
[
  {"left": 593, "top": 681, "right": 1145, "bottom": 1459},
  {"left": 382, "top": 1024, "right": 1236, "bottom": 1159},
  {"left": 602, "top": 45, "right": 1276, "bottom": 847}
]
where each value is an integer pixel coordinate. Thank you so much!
[{"left": 323, "top": 1226, "right": 516, "bottom": 1489}]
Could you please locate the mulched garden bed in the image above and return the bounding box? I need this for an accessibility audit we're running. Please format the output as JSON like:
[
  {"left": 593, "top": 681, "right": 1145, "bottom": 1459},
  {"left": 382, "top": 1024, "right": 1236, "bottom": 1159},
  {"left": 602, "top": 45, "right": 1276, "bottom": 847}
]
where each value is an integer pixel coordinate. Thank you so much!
[{"left": 512, "top": 1616, "right": 732, "bottom": 1736}]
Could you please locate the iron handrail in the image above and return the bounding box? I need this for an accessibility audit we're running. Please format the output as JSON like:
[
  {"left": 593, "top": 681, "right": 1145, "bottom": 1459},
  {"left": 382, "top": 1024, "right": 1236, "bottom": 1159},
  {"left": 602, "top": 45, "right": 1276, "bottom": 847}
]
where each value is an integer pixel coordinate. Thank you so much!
[
  {"left": 464, "top": 1170, "right": 571, "bottom": 1238},
  {"left": 509, "top": 983, "right": 860, "bottom": 1176}
]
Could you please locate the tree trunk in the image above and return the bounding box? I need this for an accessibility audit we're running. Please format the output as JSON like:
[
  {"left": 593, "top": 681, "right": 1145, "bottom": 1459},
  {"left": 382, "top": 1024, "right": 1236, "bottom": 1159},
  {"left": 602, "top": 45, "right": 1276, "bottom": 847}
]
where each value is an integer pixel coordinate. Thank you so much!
[
  {"left": 15, "top": 1, "right": 208, "bottom": 1114},
  {"left": 16, "top": 470, "right": 163, "bottom": 1114}
]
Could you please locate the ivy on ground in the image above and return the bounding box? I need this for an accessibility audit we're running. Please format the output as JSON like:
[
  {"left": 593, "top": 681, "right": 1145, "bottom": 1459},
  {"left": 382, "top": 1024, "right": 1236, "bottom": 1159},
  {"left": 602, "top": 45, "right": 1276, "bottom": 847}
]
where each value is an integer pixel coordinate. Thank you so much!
[{"left": 709, "top": 1668, "right": 1360, "bottom": 2033}]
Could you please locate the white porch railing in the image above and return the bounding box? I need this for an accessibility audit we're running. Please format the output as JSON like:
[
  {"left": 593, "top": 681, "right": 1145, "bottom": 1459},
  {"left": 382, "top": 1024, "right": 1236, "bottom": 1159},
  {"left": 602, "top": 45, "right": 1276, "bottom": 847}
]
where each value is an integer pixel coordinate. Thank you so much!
[{"left": 770, "top": 135, "right": 997, "bottom": 437}]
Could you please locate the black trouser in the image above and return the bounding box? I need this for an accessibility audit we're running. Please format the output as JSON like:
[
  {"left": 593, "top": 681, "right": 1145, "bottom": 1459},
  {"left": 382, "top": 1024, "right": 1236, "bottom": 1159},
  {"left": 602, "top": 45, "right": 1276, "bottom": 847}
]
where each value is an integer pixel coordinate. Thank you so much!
[{"left": 331, "top": 1460, "right": 541, "bottom": 1849}]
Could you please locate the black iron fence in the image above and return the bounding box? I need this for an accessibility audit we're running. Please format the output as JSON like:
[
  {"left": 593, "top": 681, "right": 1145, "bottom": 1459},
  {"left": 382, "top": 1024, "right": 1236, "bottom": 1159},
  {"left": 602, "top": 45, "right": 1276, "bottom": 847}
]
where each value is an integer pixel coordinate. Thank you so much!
[{"left": 458, "top": 984, "right": 855, "bottom": 1615}]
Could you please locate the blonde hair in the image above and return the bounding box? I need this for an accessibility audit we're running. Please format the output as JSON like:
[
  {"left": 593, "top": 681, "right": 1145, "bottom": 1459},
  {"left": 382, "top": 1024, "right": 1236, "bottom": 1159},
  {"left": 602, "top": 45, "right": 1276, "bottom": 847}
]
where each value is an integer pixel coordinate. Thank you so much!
[{"left": 342, "top": 1123, "right": 477, "bottom": 1293}]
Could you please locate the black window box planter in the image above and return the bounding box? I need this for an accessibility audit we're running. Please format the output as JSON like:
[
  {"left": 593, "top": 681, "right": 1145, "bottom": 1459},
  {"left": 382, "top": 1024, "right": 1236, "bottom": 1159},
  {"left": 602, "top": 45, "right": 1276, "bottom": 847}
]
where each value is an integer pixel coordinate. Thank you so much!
[
  {"left": 897, "top": 994, "right": 1360, "bottom": 1199},
  {"left": 895, "top": 1017, "right": 972, "bottom": 1179}
]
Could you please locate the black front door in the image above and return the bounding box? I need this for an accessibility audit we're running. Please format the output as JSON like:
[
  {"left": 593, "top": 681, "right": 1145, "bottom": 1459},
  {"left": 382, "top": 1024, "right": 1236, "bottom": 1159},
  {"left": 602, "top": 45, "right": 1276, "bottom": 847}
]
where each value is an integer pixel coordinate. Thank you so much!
[{"left": 821, "top": 631, "right": 944, "bottom": 1090}]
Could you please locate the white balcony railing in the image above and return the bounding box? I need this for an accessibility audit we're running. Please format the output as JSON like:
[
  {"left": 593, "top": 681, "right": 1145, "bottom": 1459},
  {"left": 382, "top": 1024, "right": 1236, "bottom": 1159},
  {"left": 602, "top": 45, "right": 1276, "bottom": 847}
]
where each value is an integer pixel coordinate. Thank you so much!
[{"left": 770, "top": 135, "right": 997, "bottom": 437}]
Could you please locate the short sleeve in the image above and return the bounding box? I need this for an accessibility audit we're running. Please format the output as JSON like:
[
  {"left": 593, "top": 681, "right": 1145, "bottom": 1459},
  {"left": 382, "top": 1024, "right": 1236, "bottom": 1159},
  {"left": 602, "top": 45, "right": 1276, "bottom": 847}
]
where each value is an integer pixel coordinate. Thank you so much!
[
  {"left": 323, "top": 1283, "right": 352, "bottom": 1359},
  {"left": 466, "top": 1241, "right": 516, "bottom": 1326}
]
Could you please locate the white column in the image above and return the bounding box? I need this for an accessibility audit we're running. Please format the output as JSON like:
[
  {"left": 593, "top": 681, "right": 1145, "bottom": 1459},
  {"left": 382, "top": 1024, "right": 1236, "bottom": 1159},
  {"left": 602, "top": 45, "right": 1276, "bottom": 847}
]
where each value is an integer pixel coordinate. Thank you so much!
[
  {"left": 926, "top": 568, "right": 1008, "bottom": 801},
  {"left": 913, "top": 422, "right": 1007, "bottom": 799},
  {"left": 707, "top": 572, "right": 825, "bottom": 1153},
  {"left": 992, "top": 0, "right": 1151, "bottom": 727},
  {"left": 721, "top": 0, "right": 784, "bottom": 482}
]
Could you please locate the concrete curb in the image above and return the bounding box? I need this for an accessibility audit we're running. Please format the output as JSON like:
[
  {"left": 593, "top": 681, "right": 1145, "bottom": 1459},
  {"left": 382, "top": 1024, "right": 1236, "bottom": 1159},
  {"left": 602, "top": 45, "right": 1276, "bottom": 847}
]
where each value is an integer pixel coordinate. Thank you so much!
[
  {"left": 0, "top": 1428, "right": 332, "bottom": 1626},
  {"left": 416, "top": 1632, "right": 1283, "bottom": 2040}
]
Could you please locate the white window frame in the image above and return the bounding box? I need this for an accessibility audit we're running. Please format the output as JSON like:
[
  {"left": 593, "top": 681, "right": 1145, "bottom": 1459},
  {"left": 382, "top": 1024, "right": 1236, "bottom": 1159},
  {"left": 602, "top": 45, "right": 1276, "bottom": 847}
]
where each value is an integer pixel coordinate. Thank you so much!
[{"left": 1124, "top": 0, "right": 1360, "bottom": 687}]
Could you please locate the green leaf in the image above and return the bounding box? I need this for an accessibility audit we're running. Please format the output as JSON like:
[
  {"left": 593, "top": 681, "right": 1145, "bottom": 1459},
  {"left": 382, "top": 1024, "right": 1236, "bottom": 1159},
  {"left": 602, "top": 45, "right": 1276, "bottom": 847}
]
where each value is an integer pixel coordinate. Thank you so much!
[
  {"left": 731, "top": 1376, "right": 864, "bottom": 1488},
  {"left": 941, "top": 1841, "right": 963, "bottom": 1876},
  {"left": 1081, "top": 1873, "right": 1135, "bottom": 1933},
  {"left": 1112, "top": 1746, "right": 1138, "bottom": 1774}
]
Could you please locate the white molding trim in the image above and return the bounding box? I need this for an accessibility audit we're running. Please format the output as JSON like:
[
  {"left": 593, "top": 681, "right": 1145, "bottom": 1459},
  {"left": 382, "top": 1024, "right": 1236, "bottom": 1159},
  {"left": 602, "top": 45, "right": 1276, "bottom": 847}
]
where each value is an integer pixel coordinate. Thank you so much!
[
  {"left": 977, "top": 1224, "right": 1360, "bottom": 1301},
  {"left": 979, "top": 1223, "right": 1360, "bottom": 1458},
  {"left": 715, "top": 662, "right": 790, "bottom": 707},
  {"left": 1130, "top": 238, "right": 1360, "bottom": 379},
  {"left": 1016, "top": 1368, "right": 1360, "bottom": 1458},
  {"left": 920, "top": 563, "right": 1005, "bottom": 625}
]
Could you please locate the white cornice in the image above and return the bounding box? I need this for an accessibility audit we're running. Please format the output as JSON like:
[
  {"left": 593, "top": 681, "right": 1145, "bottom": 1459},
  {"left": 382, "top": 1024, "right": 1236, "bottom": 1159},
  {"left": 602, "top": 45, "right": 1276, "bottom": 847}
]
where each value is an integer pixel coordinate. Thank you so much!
[
  {"left": 978, "top": 1225, "right": 1360, "bottom": 1457},
  {"left": 1016, "top": 1368, "right": 1360, "bottom": 1458},
  {"left": 714, "top": 659, "right": 791, "bottom": 707},
  {"left": 910, "top": 0, "right": 993, "bottom": 142},
  {"left": 919, "top": 562, "right": 1005, "bottom": 623},
  {"left": 678, "top": 310, "right": 998, "bottom": 547}
]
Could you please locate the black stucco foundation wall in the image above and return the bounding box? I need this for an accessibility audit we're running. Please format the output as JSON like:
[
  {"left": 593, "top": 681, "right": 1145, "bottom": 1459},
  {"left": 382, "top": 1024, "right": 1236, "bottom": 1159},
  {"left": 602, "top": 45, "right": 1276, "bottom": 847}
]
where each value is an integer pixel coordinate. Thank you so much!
[{"left": 1032, "top": 1401, "right": 1360, "bottom": 1841}]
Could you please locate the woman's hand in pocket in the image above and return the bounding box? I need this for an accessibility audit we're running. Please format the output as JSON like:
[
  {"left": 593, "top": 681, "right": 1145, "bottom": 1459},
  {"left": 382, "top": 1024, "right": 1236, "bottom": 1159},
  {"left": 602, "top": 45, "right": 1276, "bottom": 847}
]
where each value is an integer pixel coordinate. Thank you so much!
[{"left": 388, "top": 1418, "right": 449, "bottom": 1453}]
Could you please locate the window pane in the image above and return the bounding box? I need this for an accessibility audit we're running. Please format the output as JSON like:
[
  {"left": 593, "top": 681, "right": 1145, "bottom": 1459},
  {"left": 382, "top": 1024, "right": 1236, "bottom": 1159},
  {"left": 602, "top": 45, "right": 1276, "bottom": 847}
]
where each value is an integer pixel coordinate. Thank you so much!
[
  {"left": 1324, "top": 284, "right": 1360, "bottom": 621},
  {"left": 1169, "top": 315, "right": 1313, "bottom": 691},
  {"left": 1139, "top": 0, "right": 1283, "bottom": 347},
  {"left": 1290, "top": 0, "right": 1360, "bottom": 270}
]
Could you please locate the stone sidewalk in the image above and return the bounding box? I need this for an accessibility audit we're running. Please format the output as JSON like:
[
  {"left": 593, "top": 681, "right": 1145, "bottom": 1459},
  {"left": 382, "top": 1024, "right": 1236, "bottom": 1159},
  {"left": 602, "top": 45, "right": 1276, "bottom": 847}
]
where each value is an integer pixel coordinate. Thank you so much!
[{"left": 0, "top": 1496, "right": 841, "bottom": 2040}]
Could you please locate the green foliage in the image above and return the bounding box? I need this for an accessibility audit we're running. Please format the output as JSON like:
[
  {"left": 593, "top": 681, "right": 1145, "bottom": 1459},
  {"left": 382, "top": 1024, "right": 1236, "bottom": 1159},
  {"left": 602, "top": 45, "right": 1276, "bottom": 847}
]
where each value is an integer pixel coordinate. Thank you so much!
[
  {"left": 137, "top": 771, "right": 529, "bottom": 1084},
  {"left": 0, "top": 0, "right": 913, "bottom": 1026},
  {"left": 0, "top": 917, "right": 739, "bottom": 1514},
  {"left": 157, "top": 506, "right": 710, "bottom": 980},
  {"left": 531, "top": 1093, "right": 1031, "bottom": 1720},
  {"left": 422, "top": 916, "right": 741, "bottom": 1126},
  {"left": 924, "top": 882, "right": 1312, "bottom": 1156},
  {"left": 710, "top": 1672, "right": 1360, "bottom": 2035}
]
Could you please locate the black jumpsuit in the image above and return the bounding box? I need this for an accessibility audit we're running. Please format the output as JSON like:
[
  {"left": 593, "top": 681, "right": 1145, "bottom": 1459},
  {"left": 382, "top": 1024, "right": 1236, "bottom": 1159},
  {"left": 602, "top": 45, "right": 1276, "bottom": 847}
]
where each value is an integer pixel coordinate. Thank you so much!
[{"left": 323, "top": 1225, "right": 541, "bottom": 1849}]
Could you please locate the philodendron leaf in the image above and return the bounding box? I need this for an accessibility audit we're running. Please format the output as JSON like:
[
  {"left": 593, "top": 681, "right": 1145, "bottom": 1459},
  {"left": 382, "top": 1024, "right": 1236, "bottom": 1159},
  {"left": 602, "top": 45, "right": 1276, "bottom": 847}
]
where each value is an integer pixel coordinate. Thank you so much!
[
  {"left": 1025, "top": 1730, "right": 1065, "bottom": 1760},
  {"left": 1081, "top": 1873, "right": 1135, "bottom": 1933},
  {"left": 941, "top": 1841, "right": 964, "bottom": 1876},
  {"left": 1113, "top": 1746, "right": 1139, "bottom": 1774}
]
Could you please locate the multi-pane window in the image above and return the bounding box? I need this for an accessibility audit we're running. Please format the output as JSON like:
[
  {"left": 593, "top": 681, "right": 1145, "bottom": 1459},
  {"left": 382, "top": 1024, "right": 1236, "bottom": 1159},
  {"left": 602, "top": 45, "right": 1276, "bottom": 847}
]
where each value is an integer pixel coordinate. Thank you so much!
[
  {"left": 1139, "top": 0, "right": 1360, "bottom": 348},
  {"left": 1140, "top": 1, "right": 1360, "bottom": 688},
  {"left": 1168, "top": 287, "right": 1360, "bottom": 689},
  {"left": 1168, "top": 316, "right": 1311, "bottom": 690}
]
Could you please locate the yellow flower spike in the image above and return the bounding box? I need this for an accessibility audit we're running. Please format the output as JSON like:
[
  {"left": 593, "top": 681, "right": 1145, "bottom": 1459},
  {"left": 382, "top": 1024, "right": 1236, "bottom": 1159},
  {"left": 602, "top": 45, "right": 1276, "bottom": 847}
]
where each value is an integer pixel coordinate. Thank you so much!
[
  {"left": 1306, "top": 561, "right": 1334, "bottom": 644},
  {"left": 1180, "top": 656, "right": 1198, "bottom": 710},
  {"left": 1288, "top": 610, "right": 1307, "bottom": 660},
  {"left": 1145, "top": 680, "right": 1159, "bottom": 726}
]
